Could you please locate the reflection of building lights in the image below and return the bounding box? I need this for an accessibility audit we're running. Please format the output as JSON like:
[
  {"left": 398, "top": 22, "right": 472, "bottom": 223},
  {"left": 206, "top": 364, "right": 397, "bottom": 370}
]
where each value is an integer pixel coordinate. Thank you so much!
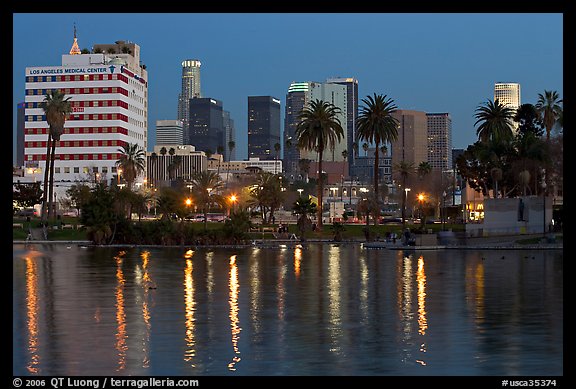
[
  {"left": 184, "top": 258, "right": 196, "bottom": 364},
  {"left": 417, "top": 256, "right": 427, "bottom": 336},
  {"left": 228, "top": 255, "right": 241, "bottom": 371},
  {"left": 25, "top": 257, "right": 40, "bottom": 374},
  {"left": 294, "top": 247, "right": 302, "bottom": 277},
  {"left": 115, "top": 251, "right": 127, "bottom": 371}
]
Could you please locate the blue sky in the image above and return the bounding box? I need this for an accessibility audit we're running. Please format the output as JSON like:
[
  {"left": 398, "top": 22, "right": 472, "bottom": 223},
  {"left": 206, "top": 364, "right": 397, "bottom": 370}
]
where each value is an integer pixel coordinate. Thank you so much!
[{"left": 12, "top": 13, "right": 563, "bottom": 163}]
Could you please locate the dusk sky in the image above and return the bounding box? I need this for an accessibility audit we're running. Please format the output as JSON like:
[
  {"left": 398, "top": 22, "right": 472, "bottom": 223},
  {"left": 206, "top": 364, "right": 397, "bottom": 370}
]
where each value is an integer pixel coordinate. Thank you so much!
[{"left": 12, "top": 13, "right": 563, "bottom": 163}]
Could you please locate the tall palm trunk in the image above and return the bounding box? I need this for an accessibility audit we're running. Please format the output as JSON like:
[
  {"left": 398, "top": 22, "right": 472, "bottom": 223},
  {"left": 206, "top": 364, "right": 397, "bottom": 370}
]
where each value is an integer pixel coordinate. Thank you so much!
[
  {"left": 41, "top": 135, "right": 52, "bottom": 223},
  {"left": 317, "top": 149, "right": 324, "bottom": 229},
  {"left": 373, "top": 140, "right": 380, "bottom": 200},
  {"left": 48, "top": 139, "right": 57, "bottom": 220}
]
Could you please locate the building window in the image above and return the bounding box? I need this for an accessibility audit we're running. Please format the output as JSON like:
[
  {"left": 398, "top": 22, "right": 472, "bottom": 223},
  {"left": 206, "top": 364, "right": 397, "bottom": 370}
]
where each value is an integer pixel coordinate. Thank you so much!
[{"left": 74, "top": 167, "right": 79, "bottom": 173}]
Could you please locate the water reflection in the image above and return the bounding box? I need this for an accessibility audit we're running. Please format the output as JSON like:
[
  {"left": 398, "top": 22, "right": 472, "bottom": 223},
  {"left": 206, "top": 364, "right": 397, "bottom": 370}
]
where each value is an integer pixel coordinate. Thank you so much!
[
  {"left": 114, "top": 250, "right": 127, "bottom": 372},
  {"left": 25, "top": 257, "right": 40, "bottom": 374},
  {"left": 416, "top": 255, "right": 428, "bottom": 366},
  {"left": 184, "top": 250, "right": 196, "bottom": 365},
  {"left": 140, "top": 250, "right": 153, "bottom": 368},
  {"left": 13, "top": 245, "right": 563, "bottom": 376},
  {"left": 228, "top": 255, "right": 241, "bottom": 371},
  {"left": 328, "top": 245, "right": 342, "bottom": 355},
  {"left": 294, "top": 246, "right": 302, "bottom": 278},
  {"left": 417, "top": 255, "right": 427, "bottom": 336}
]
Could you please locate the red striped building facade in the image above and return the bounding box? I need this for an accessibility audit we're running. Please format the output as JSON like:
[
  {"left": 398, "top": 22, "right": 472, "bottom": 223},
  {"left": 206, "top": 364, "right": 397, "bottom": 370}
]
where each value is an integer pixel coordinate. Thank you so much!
[{"left": 24, "top": 40, "right": 148, "bottom": 186}]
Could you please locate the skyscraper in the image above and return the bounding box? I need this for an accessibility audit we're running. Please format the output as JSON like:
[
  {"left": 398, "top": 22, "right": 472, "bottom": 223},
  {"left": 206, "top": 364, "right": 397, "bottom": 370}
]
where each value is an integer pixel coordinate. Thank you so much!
[
  {"left": 426, "top": 113, "right": 453, "bottom": 171},
  {"left": 284, "top": 81, "right": 347, "bottom": 177},
  {"left": 390, "top": 109, "right": 428, "bottom": 169},
  {"left": 223, "top": 109, "right": 236, "bottom": 161},
  {"left": 188, "top": 97, "right": 224, "bottom": 155},
  {"left": 178, "top": 59, "right": 202, "bottom": 143},
  {"left": 326, "top": 77, "right": 358, "bottom": 174},
  {"left": 248, "top": 96, "right": 281, "bottom": 160},
  {"left": 155, "top": 120, "right": 183, "bottom": 146},
  {"left": 494, "top": 82, "right": 521, "bottom": 130}
]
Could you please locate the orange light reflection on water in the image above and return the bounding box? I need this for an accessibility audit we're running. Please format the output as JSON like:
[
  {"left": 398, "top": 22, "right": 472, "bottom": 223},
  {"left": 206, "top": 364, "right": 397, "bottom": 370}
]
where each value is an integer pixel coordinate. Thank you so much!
[
  {"left": 228, "top": 255, "right": 241, "bottom": 371},
  {"left": 25, "top": 257, "right": 40, "bottom": 374},
  {"left": 184, "top": 256, "right": 196, "bottom": 365},
  {"left": 115, "top": 251, "right": 127, "bottom": 372}
]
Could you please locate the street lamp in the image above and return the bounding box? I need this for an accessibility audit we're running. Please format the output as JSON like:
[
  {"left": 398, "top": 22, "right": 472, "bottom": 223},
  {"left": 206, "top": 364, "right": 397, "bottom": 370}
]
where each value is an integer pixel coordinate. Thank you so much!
[
  {"left": 442, "top": 190, "right": 447, "bottom": 231},
  {"left": 229, "top": 194, "right": 237, "bottom": 215},
  {"left": 417, "top": 193, "right": 425, "bottom": 223},
  {"left": 297, "top": 188, "right": 304, "bottom": 197},
  {"left": 403, "top": 187, "right": 411, "bottom": 224}
]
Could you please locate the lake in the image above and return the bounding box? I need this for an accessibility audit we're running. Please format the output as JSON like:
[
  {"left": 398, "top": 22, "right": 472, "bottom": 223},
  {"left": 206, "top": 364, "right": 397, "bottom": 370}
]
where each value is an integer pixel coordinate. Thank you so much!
[{"left": 13, "top": 243, "right": 563, "bottom": 376}]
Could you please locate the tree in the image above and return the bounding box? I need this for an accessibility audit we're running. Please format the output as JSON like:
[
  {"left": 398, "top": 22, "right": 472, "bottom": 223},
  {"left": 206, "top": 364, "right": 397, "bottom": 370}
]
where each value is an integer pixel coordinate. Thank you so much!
[
  {"left": 248, "top": 172, "right": 284, "bottom": 224},
  {"left": 295, "top": 99, "right": 344, "bottom": 230},
  {"left": 394, "top": 160, "right": 414, "bottom": 229},
  {"left": 298, "top": 158, "right": 311, "bottom": 182},
  {"left": 356, "top": 93, "right": 399, "bottom": 202},
  {"left": 40, "top": 89, "right": 72, "bottom": 221},
  {"left": 66, "top": 183, "right": 91, "bottom": 217},
  {"left": 187, "top": 170, "right": 224, "bottom": 231},
  {"left": 116, "top": 143, "right": 146, "bottom": 190},
  {"left": 292, "top": 196, "right": 317, "bottom": 241},
  {"left": 535, "top": 90, "right": 562, "bottom": 141},
  {"left": 357, "top": 195, "right": 380, "bottom": 241},
  {"left": 80, "top": 183, "right": 117, "bottom": 245},
  {"left": 168, "top": 155, "right": 182, "bottom": 181},
  {"left": 474, "top": 99, "right": 515, "bottom": 144},
  {"left": 13, "top": 182, "right": 43, "bottom": 212}
]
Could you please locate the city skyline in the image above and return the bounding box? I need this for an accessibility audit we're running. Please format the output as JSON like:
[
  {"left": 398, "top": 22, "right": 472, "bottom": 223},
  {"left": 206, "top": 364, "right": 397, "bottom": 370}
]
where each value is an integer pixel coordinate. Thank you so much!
[{"left": 12, "top": 13, "right": 563, "bottom": 164}]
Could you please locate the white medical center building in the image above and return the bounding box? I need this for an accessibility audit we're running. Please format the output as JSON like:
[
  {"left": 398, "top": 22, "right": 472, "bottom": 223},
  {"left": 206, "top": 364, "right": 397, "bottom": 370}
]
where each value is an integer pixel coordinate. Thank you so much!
[{"left": 23, "top": 33, "right": 148, "bottom": 189}]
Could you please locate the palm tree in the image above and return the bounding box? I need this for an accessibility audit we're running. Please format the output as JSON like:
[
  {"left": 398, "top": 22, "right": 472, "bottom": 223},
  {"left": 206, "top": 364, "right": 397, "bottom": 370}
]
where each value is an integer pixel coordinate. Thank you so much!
[
  {"left": 188, "top": 170, "right": 224, "bottom": 231},
  {"left": 167, "top": 155, "right": 182, "bottom": 181},
  {"left": 356, "top": 93, "right": 399, "bottom": 201},
  {"left": 535, "top": 90, "right": 562, "bottom": 141},
  {"left": 40, "top": 90, "right": 72, "bottom": 221},
  {"left": 292, "top": 196, "right": 317, "bottom": 241},
  {"left": 116, "top": 143, "right": 146, "bottom": 190},
  {"left": 394, "top": 160, "right": 415, "bottom": 229},
  {"left": 149, "top": 152, "right": 158, "bottom": 187},
  {"left": 474, "top": 99, "right": 515, "bottom": 144},
  {"left": 298, "top": 158, "right": 311, "bottom": 182},
  {"left": 295, "top": 99, "right": 345, "bottom": 230},
  {"left": 362, "top": 142, "right": 369, "bottom": 156},
  {"left": 341, "top": 149, "right": 348, "bottom": 200}
]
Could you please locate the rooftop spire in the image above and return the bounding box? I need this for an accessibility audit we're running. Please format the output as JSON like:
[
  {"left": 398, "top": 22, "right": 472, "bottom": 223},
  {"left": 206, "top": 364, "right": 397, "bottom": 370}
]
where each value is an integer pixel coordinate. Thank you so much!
[{"left": 69, "top": 23, "right": 81, "bottom": 55}]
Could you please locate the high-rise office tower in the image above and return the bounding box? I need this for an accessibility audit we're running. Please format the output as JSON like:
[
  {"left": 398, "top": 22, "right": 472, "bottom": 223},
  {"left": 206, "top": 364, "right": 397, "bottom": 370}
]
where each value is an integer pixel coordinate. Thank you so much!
[
  {"left": 248, "top": 96, "right": 281, "bottom": 160},
  {"left": 155, "top": 120, "right": 183, "bottom": 146},
  {"left": 188, "top": 97, "right": 224, "bottom": 155},
  {"left": 23, "top": 33, "right": 148, "bottom": 186},
  {"left": 223, "top": 109, "right": 236, "bottom": 161},
  {"left": 178, "top": 59, "right": 202, "bottom": 143},
  {"left": 390, "top": 110, "right": 428, "bottom": 169},
  {"left": 284, "top": 81, "right": 347, "bottom": 176},
  {"left": 494, "top": 82, "right": 521, "bottom": 130},
  {"left": 326, "top": 77, "right": 358, "bottom": 174},
  {"left": 426, "top": 113, "right": 453, "bottom": 171}
]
